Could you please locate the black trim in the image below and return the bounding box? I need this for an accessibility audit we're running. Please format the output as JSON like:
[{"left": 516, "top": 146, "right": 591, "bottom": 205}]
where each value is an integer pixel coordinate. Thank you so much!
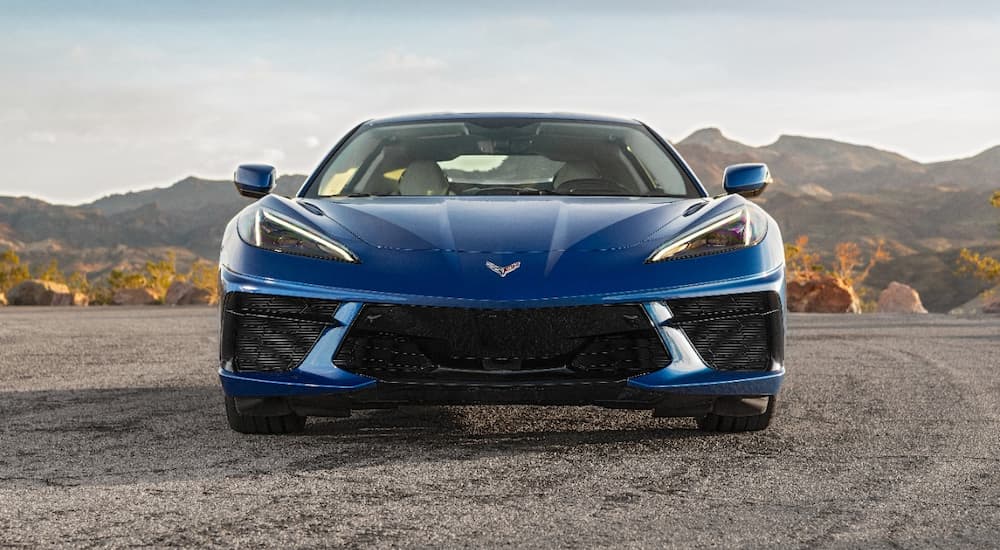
[
  {"left": 334, "top": 303, "right": 670, "bottom": 383},
  {"left": 221, "top": 292, "right": 341, "bottom": 372},
  {"left": 666, "top": 291, "right": 783, "bottom": 371},
  {"left": 258, "top": 385, "right": 711, "bottom": 414}
]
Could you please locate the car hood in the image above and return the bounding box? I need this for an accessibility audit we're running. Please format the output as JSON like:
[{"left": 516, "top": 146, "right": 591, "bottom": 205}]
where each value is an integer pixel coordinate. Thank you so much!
[{"left": 304, "top": 196, "right": 696, "bottom": 253}]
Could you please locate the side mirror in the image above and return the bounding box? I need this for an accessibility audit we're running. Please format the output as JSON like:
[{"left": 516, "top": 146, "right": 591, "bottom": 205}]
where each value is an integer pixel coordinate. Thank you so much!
[
  {"left": 723, "top": 163, "right": 772, "bottom": 198},
  {"left": 234, "top": 164, "right": 276, "bottom": 198}
]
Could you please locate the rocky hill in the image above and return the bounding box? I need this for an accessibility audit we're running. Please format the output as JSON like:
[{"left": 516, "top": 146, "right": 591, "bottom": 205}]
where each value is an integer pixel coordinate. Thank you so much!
[{"left": 1, "top": 132, "right": 997, "bottom": 311}]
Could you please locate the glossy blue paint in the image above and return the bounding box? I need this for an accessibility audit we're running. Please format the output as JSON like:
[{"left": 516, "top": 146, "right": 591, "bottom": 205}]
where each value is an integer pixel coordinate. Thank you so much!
[
  {"left": 219, "top": 113, "right": 787, "bottom": 404},
  {"left": 220, "top": 195, "right": 784, "bottom": 307},
  {"left": 218, "top": 262, "right": 786, "bottom": 397},
  {"left": 723, "top": 163, "right": 772, "bottom": 197},
  {"left": 220, "top": 301, "right": 375, "bottom": 396},
  {"left": 234, "top": 164, "right": 276, "bottom": 198}
]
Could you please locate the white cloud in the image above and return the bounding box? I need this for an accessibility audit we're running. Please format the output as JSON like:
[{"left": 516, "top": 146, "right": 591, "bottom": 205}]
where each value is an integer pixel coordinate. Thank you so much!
[
  {"left": 303, "top": 136, "right": 320, "bottom": 149},
  {"left": 375, "top": 50, "right": 448, "bottom": 72},
  {"left": 260, "top": 148, "right": 287, "bottom": 164},
  {"left": 26, "top": 131, "right": 57, "bottom": 144},
  {"left": 69, "top": 44, "right": 88, "bottom": 61}
]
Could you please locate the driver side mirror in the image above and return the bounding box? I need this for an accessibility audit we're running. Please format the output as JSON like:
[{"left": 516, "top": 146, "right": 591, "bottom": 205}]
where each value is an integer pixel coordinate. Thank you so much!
[
  {"left": 723, "top": 163, "right": 771, "bottom": 198},
  {"left": 234, "top": 164, "right": 276, "bottom": 198}
]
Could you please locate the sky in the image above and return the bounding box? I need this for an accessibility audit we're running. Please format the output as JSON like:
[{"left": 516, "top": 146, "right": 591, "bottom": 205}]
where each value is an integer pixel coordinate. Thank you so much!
[{"left": 2, "top": 0, "right": 999, "bottom": 203}]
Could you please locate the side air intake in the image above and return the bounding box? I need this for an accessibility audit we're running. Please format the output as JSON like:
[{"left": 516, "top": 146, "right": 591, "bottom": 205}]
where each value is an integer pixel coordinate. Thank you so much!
[
  {"left": 220, "top": 292, "right": 340, "bottom": 372},
  {"left": 666, "top": 291, "right": 783, "bottom": 371}
]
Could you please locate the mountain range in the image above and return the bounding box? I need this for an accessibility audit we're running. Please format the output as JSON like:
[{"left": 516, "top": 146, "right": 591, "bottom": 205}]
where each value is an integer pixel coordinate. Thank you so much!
[{"left": 1, "top": 130, "right": 997, "bottom": 312}]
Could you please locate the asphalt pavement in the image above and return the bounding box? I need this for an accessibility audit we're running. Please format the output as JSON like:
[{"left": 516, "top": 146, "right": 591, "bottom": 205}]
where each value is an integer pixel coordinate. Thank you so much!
[{"left": 1, "top": 307, "right": 998, "bottom": 548}]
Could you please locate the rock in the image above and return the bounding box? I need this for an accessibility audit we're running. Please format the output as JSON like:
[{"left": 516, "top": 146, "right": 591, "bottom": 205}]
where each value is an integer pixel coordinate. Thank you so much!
[
  {"left": 876, "top": 282, "right": 928, "bottom": 314},
  {"left": 111, "top": 287, "right": 159, "bottom": 305},
  {"left": 164, "top": 281, "right": 213, "bottom": 306},
  {"left": 0, "top": 292, "right": 6, "bottom": 306},
  {"left": 6, "top": 280, "right": 86, "bottom": 306},
  {"left": 787, "top": 276, "right": 861, "bottom": 313},
  {"left": 51, "top": 292, "right": 89, "bottom": 307},
  {"left": 949, "top": 286, "right": 1000, "bottom": 315}
]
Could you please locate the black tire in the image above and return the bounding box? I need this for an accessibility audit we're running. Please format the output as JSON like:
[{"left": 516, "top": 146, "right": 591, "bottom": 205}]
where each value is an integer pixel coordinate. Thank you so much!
[
  {"left": 224, "top": 395, "right": 306, "bottom": 434},
  {"left": 696, "top": 396, "right": 775, "bottom": 433}
]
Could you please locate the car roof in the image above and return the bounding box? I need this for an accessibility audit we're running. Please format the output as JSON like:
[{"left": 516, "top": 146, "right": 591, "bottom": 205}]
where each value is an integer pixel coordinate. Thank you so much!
[{"left": 366, "top": 112, "right": 643, "bottom": 127}]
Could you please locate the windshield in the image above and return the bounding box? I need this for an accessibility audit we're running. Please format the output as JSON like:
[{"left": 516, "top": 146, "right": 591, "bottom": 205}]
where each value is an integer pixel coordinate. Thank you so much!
[{"left": 306, "top": 119, "right": 700, "bottom": 198}]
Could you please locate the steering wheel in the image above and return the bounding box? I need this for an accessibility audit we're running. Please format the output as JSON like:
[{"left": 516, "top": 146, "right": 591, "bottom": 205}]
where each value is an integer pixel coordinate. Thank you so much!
[{"left": 555, "top": 178, "right": 632, "bottom": 195}]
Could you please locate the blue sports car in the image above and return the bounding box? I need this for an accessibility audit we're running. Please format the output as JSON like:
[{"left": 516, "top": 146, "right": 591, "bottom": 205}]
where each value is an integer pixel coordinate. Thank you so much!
[{"left": 219, "top": 113, "right": 785, "bottom": 434}]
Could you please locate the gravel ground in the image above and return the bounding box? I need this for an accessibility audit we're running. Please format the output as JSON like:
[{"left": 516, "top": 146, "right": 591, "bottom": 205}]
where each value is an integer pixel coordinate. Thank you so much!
[{"left": 0, "top": 307, "right": 998, "bottom": 548}]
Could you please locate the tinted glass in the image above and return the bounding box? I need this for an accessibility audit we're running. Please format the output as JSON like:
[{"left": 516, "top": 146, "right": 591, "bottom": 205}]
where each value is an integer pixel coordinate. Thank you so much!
[{"left": 308, "top": 120, "right": 698, "bottom": 198}]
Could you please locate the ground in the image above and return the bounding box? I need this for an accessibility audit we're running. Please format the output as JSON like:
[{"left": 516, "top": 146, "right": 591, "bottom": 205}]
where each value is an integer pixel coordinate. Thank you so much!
[{"left": 1, "top": 308, "right": 998, "bottom": 548}]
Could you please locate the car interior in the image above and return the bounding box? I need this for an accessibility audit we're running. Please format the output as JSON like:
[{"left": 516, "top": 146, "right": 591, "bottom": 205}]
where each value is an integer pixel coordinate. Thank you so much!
[{"left": 313, "top": 121, "right": 695, "bottom": 198}]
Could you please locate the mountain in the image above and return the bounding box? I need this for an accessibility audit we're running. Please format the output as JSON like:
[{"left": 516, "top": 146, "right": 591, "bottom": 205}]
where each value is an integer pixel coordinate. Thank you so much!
[
  {"left": 0, "top": 175, "right": 307, "bottom": 277},
  {"left": 88, "top": 175, "right": 307, "bottom": 215},
  {"left": 674, "top": 130, "right": 1000, "bottom": 310},
  {"left": 1, "top": 133, "right": 998, "bottom": 311}
]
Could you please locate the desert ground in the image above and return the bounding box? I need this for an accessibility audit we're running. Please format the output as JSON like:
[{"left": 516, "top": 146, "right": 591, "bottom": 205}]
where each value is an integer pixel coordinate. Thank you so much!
[{"left": 1, "top": 308, "right": 998, "bottom": 548}]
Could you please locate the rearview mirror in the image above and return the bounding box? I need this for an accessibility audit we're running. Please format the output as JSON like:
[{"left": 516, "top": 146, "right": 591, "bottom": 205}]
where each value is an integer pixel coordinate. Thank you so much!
[
  {"left": 723, "top": 163, "right": 771, "bottom": 198},
  {"left": 234, "top": 164, "right": 276, "bottom": 198}
]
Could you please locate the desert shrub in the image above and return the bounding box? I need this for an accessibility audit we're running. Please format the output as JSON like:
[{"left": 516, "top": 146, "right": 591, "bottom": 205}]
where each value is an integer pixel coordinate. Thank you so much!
[
  {"left": 956, "top": 190, "right": 1000, "bottom": 284},
  {"left": 186, "top": 259, "right": 220, "bottom": 304},
  {"left": 785, "top": 236, "right": 890, "bottom": 311},
  {"left": 783, "top": 236, "right": 824, "bottom": 283},
  {"left": 88, "top": 268, "right": 151, "bottom": 304},
  {"left": 0, "top": 249, "right": 31, "bottom": 293},
  {"left": 143, "top": 251, "right": 178, "bottom": 301},
  {"left": 34, "top": 259, "right": 67, "bottom": 284},
  {"left": 831, "top": 239, "right": 889, "bottom": 288}
]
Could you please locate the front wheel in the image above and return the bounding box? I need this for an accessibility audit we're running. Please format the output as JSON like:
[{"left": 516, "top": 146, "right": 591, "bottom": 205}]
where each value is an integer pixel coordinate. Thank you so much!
[
  {"left": 224, "top": 395, "right": 306, "bottom": 434},
  {"left": 696, "top": 396, "right": 775, "bottom": 433}
]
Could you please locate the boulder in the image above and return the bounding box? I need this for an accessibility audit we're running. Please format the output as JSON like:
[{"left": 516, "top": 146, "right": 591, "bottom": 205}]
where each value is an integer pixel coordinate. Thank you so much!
[
  {"left": 787, "top": 276, "right": 861, "bottom": 313},
  {"left": 0, "top": 292, "right": 6, "bottom": 306},
  {"left": 164, "top": 281, "right": 214, "bottom": 306},
  {"left": 876, "top": 282, "right": 928, "bottom": 314},
  {"left": 6, "top": 280, "right": 86, "bottom": 306},
  {"left": 111, "top": 287, "right": 159, "bottom": 305},
  {"left": 948, "top": 287, "right": 1000, "bottom": 315},
  {"left": 52, "top": 292, "right": 89, "bottom": 307}
]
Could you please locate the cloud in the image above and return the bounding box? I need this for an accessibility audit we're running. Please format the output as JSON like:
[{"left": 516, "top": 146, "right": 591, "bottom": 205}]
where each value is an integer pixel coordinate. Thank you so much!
[
  {"left": 69, "top": 45, "right": 88, "bottom": 61},
  {"left": 260, "top": 148, "right": 286, "bottom": 163},
  {"left": 375, "top": 50, "right": 448, "bottom": 72},
  {"left": 303, "top": 136, "right": 320, "bottom": 149},
  {"left": 26, "top": 131, "right": 57, "bottom": 144}
]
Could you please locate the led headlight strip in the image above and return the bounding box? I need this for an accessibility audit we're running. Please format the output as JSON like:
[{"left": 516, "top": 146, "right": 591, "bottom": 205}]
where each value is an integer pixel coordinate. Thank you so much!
[
  {"left": 243, "top": 207, "right": 359, "bottom": 263},
  {"left": 646, "top": 207, "right": 764, "bottom": 263}
]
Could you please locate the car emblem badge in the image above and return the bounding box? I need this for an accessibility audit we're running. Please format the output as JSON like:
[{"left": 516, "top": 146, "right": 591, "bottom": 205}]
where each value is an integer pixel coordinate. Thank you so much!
[{"left": 486, "top": 261, "right": 521, "bottom": 278}]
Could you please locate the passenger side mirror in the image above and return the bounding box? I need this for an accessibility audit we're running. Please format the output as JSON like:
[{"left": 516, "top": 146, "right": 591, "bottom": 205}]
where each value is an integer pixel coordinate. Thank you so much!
[
  {"left": 234, "top": 164, "right": 276, "bottom": 199},
  {"left": 723, "top": 163, "right": 771, "bottom": 198}
]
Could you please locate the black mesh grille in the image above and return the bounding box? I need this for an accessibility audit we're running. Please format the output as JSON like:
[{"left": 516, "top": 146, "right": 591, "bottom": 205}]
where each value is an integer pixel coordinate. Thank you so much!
[
  {"left": 221, "top": 293, "right": 340, "bottom": 372},
  {"left": 666, "top": 291, "right": 782, "bottom": 371},
  {"left": 335, "top": 304, "right": 669, "bottom": 382}
]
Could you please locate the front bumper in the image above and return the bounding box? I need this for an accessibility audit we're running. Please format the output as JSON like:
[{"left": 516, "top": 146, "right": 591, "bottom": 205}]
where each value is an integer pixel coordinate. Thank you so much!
[{"left": 218, "top": 264, "right": 786, "bottom": 408}]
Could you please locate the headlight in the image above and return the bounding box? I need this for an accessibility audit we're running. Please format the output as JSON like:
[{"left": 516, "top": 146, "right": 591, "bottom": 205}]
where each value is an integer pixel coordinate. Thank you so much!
[
  {"left": 646, "top": 206, "right": 767, "bottom": 263},
  {"left": 238, "top": 207, "right": 359, "bottom": 263}
]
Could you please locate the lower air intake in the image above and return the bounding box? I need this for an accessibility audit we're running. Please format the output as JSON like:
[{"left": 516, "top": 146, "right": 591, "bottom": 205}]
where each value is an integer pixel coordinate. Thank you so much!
[
  {"left": 666, "top": 291, "right": 783, "bottom": 371},
  {"left": 335, "top": 304, "right": 669, "bottom": 382},
  {"left": 221, "top": 292, "right": 340, "bottom": 372}
]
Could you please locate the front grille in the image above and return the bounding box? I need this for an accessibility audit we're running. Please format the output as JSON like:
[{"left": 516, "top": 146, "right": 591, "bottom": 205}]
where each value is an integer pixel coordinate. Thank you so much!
[
  {"left": 335, "top": 304, "right": 669, "bottom": 382},
  {"left": 666, "top": 291, "right": 782, "bottom": 371},
  {"left": 221, "top": 292, "right": 340, "bottom": 372}
]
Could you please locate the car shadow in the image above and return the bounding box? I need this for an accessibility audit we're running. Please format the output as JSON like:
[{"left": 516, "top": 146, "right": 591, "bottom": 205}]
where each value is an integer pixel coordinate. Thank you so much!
[{"left": 1, "top": 385, "right": 712, "bottom": 488}]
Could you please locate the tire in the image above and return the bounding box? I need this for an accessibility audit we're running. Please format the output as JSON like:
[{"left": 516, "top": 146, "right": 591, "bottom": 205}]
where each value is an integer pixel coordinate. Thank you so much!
[
  {"left": 224, "top": 395, "right": 306, "bottom": 434},
  {"left": 696, "top": 396, "right": 775, "bottom": 433}
]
